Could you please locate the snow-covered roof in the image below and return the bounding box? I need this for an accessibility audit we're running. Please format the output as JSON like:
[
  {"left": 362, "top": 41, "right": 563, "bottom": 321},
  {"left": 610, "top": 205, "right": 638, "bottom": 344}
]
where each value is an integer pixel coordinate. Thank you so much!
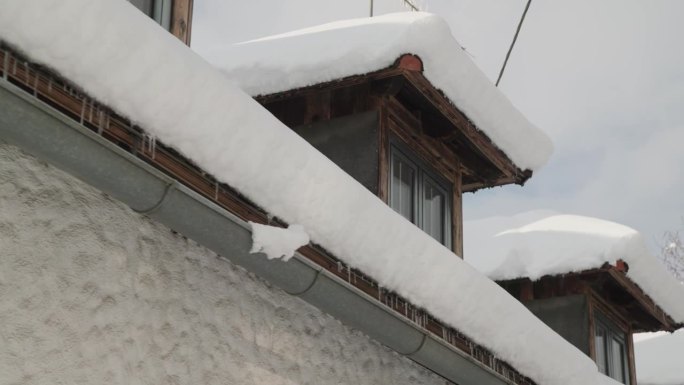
[
  {"left": 199, "top": 12, "right": 553, "bottom": 172},
  {"left": 0, "top": 2, "right": 597, "bottom": 384},
  {"left": 465, "top": 212, "right": 684, "bottom": 324},
  {"left": 635, "top": 329, "right": 684, "bottom": 385}
]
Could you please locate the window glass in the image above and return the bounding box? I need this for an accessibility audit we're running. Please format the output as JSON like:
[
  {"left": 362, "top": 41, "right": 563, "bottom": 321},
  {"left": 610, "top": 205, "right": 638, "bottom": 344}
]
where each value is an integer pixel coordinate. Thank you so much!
[
  {"left": 594, "top": 313, "right": 630, "bottom": 384},
  {"left": 423, "top": 178, "right": 444, "bottom": 243},
  {"left": 389, "top": 144, "right": 452, "bottom": 248},
  {"left": 611, "top": 338, "right": 626, "bottom": 383},
  {"left": 391, "top": 156, "right": 415, "bottom": 221},
  {"left": 595, "top": 326, "right": 607, "bottom": 374}
]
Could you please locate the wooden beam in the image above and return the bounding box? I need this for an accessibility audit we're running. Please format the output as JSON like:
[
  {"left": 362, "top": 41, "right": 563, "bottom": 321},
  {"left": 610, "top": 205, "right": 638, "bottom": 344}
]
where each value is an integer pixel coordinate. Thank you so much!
[
  {"left": 452, "top": 161, "right": 463, "bottom": 257},
  {"left": 605, "top": 268, "right": 676, "bottom": 331},
  {"left": 171, "top": 0, "right": 193, "bottom": 45},
  {"left": 401, "top": 70, "right": 524, "bottom": 181},
  {"left": 377, "top": 97, "right": 389, "bottom": 203}
]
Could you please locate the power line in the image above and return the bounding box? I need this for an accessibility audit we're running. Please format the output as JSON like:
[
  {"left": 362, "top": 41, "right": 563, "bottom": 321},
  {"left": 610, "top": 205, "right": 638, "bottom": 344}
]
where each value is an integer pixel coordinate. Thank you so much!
[
  {"left": 370, "top": 0, "right": 420, "bottom": 17},
  {"left": 403, "top": 0, "right": 420, "bottom": 12},
  {"left": 495, "top": 0, "right": 532, "bottom": 87}
]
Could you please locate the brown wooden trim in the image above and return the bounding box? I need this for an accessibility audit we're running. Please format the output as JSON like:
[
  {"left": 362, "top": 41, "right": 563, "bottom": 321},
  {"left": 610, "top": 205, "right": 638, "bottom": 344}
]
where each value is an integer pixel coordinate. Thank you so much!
[
  {"left": 385, "top": 96, "right": 459, "bottom": 181},
  {"left": 588, "top": 293, "right": 597, "bottom": 362},
  {"left": 452, "top": 162, "right": 463, "bottom": 257},
  {"left": 401, "top": 70, "right": 523, "bottom": 180},
  {"left": 377, "top": 97, "right": 389, "bottom": 203},
  {"left": 589, "top": 291, "right": 635, "bottom": 385},
  {"left": 171, "top": 0, "right": 193, "bottom": 45},
  {"left": 605, "top": 268, "right": 676, "bottom": 331},
  {"left": 626, "top": 325, "right": 636, "bottom": 385}
]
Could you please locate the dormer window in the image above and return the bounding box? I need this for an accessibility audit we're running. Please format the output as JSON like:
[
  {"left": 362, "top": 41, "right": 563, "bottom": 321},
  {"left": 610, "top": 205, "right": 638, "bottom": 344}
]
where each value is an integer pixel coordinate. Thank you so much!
[
  {"left": 390, "top": 143, "right": 452, "bottom": 248},
  {"left": 594, "top": 312, "right": 630, "bottom": 384}
]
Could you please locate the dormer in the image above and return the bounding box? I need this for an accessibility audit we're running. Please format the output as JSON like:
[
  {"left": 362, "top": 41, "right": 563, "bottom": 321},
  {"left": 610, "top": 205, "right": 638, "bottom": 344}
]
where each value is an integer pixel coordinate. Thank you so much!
[
  {"left": 467, "top": 214, "right": 684, "bottom": 385},
  {"left": 207, "top": 13, "right": 551, "bottom": 257}
]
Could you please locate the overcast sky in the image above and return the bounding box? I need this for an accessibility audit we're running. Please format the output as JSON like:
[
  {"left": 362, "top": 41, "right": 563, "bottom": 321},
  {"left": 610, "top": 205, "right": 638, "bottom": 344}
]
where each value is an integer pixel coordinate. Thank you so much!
[{"left": 191, "top": 0, "right": 684, "bottom": 252}]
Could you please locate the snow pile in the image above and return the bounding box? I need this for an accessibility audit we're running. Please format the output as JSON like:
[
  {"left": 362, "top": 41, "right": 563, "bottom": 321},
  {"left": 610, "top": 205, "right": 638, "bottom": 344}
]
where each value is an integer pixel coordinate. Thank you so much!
[
  {"left": 466, "top": 212, "right": 684, "bottom": 323},
  {"left": 0, "top": 2, "right": 598, "bottom": 385},
  {"left": 249, "top": 222, "right": 309, "bottom": 261},
  {"left": 200, "top": 12, "right": 553, "bottom": 172},
  {"left": 636, "top": 329, "right": 684, "bottom": 385}
]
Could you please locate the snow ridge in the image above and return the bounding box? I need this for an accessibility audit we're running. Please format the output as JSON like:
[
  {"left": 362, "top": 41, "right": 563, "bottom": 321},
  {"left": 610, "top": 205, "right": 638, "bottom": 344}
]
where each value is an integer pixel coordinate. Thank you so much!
[
  {"left": 466, "top": 213, "right": 684, "bottom": 323},
  {"left": 0, "top": 2, "right": 597, "bottom": 384},
  {"left": 200, "top": 12, "right": 553, "bottom": 172}
]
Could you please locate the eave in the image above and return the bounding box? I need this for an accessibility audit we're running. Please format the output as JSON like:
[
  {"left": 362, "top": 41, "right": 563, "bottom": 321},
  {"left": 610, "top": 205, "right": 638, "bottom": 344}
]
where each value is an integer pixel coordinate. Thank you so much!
[
  {"left": 254, "top": 54, "right": 531, "bottom": 192},
  {"left": 498, "top": 262, "right": 680, "bottom": 333}
]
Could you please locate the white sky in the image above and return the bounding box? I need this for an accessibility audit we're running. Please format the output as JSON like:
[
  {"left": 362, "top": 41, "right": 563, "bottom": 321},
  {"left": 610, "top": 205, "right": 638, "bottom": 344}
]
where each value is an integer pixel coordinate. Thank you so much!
[{"left": 191, "top": 0, "right": 684, "bottom": 252}]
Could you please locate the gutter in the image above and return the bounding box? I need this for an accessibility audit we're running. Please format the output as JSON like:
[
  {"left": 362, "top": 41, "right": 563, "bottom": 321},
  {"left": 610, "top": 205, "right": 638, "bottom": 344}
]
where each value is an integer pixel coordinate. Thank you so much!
[{"left": 0, "top": 78, "right": 513, "bottom": 385}]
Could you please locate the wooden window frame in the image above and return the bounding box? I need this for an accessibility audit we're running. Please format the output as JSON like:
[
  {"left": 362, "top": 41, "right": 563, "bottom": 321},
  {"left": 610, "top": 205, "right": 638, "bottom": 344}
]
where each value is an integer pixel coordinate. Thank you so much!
[
  {"left": 588, "top": 292, "right": 635, "bottom": 385},
  {"left": 389, "top": 140, "right": 452, "bottom": 248}
]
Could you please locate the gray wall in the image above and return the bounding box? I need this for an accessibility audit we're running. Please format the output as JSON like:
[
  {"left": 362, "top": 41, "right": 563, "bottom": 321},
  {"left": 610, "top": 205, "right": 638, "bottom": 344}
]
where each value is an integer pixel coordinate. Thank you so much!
[
  {"left": 525, "top": 295, "right": 591, "bottom": 356},
  {"left": 293, "top": 111, "right": 379, "bottom": 194},
  {"left": 128, "top": 0, "right": 154, "bottom": 16},
  {"left": 0, "top": 143, "right": 446, "bottom": 385}
]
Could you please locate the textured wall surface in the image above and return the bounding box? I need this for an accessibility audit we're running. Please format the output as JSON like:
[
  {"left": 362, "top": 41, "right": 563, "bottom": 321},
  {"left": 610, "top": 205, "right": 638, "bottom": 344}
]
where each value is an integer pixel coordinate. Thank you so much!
[{"left": 0, "top": 143, "right": 447, "bottom": 385}]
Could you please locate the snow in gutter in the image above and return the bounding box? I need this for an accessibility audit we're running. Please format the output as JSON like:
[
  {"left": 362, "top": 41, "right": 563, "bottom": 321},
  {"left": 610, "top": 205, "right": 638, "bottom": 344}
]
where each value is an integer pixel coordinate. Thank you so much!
[
  {"left": 465, "top": 212, "right": 684, "bottom": 323},
  {"left": 0, "top": 1, "right": 599, "bottom": 384},
  {"left": 199, "top": 12, "right": 553, "bottom": 172}
]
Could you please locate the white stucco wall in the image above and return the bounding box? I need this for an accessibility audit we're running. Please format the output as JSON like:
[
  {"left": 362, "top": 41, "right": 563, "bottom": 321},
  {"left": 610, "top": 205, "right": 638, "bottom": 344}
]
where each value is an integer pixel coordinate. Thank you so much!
[{"left": 0, "top": 143, "right": 447, "bottom": 385}]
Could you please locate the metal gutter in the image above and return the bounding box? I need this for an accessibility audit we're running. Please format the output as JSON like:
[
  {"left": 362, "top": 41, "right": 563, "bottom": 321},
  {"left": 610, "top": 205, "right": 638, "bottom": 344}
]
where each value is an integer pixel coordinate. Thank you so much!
[{"left": 0, "top": 79, "right": 512, "bottom": 385}]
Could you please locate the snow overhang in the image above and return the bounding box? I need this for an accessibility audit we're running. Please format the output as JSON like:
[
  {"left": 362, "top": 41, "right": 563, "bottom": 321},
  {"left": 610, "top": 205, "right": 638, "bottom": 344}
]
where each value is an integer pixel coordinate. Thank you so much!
[{"left": 202, "top": 12, "right": 554, "bottom": 176}]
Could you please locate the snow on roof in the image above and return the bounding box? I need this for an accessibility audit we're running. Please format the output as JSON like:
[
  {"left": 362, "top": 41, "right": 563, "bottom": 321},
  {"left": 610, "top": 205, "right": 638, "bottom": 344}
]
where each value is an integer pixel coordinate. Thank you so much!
[
  {"left": 0, "top": 2, "right": 597, "bottom": 384},
  {"left": 465, "top": 212, "right": 684, "bottom": 323},
  {"left": 199, "top": 12, "right": 553, "bottom": 172},
  {"left": 635, "top": 329, "right": 684, "bottom": 385}
]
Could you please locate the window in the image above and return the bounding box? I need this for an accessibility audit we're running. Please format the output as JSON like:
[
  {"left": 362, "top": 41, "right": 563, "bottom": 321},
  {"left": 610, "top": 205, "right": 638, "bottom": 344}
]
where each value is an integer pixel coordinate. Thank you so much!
[
  {"left": 128, "top": 0, "right": 172, "bottom": 29},
  {"left": 594, "top": 313, "right": 630, "bottom": 384},
  {"left": 390, "top": 144, "right": 451, "bottom": 247}
]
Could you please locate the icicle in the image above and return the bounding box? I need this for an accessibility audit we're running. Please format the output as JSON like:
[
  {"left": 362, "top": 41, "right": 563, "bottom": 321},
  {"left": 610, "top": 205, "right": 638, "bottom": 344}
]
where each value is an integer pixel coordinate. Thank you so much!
[
  {"left": 32, "top": 69, "right": 39, "bottom": 96},
  {"left": 97, "top": 107, "right": 105, "bottom": 135},
  {"left": 336, "top": 261, "right": 342, "bottom": 273},
  {"left": 88, "top": 98, "right": 94, "bottom": 123},
  {"left": 47, "top": 76, "right": 53, "bottom": 93},
  {"left": 214, "top": 182, "right": 219, "bottom": 201},
  {"left": 23, "top": 62, "right": 30, "bottom": 86},
  {"left": 142, "top": 133, "right": 157, "bottom": 159},
  {"left": 79, "top": 97, "right": 86, "bottom": 125}
]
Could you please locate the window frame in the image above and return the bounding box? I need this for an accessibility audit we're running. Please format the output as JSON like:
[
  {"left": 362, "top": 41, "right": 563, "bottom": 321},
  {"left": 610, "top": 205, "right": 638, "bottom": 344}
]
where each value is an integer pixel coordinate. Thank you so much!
[
  {"left": 389, "top": 140, "right": 452, "bottom": 248},
  {"left": 594, "top": 311, "right": 630, "bottom": 384}
]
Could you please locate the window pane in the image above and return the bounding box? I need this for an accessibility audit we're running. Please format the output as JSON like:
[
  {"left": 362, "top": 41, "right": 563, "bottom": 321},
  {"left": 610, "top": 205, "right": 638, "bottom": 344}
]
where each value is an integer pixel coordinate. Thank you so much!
[
  {"left": 610, "top": 338, "right": 626, "bottom": 383},
  {"left": 423, "top": 179, "right": 444, "bottom": 243},
  {"left": 595, "top": 327, "right": 607, "bottom": 375},
  {"left": 391, "top": 156, "right": 415, "bottom": 221}
]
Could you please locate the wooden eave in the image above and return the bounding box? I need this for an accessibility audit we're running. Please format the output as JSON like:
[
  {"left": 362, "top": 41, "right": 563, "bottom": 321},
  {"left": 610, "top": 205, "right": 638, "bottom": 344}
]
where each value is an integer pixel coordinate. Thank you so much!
[
  {"left": 255, "top": 54, "right": 531, "bottom": 192},
  {"left": 498, "top": 262, "right": 679, "bottom": 333}
]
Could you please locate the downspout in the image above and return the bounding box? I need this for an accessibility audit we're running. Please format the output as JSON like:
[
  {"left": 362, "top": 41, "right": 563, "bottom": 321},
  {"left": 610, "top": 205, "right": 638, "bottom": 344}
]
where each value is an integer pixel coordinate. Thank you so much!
[{"left": 0, "top": 79, "right": 514, "bottom": 385}]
